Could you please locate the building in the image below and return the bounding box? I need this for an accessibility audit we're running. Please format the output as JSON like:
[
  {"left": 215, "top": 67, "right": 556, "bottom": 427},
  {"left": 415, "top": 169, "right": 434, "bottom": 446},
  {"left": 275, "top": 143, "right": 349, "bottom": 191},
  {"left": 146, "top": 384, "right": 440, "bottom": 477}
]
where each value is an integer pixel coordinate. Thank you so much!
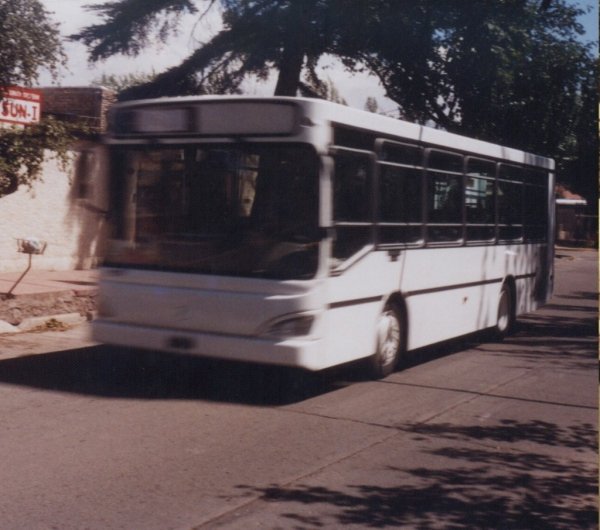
[
  {"left": 0, "top": 87, "right": 115, "bottom": 272},
  {"left": 555, "top": 185, "right": 596, "bottom": 246}
]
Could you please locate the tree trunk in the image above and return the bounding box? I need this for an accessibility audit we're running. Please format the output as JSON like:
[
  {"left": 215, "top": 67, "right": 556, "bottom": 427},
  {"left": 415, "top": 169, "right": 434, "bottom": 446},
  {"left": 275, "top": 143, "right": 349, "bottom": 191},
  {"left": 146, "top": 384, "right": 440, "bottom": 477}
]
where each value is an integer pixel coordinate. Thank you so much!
[
  {"left": 273, "top": 2, "right": 313, "bottom": 96},
  {"left": 274, "top": 46, "right": 305, "bottom": 96}
]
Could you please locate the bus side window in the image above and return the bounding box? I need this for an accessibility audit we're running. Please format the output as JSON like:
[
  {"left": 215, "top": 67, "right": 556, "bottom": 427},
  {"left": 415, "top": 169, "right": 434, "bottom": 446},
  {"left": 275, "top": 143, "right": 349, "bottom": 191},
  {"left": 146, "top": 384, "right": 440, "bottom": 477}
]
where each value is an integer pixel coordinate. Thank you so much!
[
  {"left": 426, "top": 150, "right": 464, "bottom": 242},
  {"left": 465, "top": 158, "right": 496, "bottom": 241},
  {"left": 378, "top": 164, "right": 423, "bottom": 244},
  {"left": 498, "top": 164, "right": 524, "bottom": 240}
]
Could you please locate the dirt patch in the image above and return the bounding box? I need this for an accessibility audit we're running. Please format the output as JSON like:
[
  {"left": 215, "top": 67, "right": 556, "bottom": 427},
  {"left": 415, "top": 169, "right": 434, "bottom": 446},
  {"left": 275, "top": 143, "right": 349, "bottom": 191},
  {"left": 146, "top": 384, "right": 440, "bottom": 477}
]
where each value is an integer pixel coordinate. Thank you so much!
[{"left": 0, "top": 291, "right": 97, "bottom": 326}]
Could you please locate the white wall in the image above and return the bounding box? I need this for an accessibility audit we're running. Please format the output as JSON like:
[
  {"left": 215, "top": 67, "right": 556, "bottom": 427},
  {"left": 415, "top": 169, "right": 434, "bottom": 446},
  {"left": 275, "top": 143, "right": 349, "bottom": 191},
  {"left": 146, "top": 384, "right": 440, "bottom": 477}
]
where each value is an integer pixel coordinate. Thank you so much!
[{"left": 0, "top": 141, "right": 109, "bottom": 272}]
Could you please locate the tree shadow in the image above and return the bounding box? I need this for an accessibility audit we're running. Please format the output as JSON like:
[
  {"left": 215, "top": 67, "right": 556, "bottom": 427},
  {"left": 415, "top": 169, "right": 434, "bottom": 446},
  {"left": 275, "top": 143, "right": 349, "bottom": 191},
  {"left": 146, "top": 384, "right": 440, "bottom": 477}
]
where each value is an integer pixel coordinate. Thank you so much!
[
  {"left": 234, "top": 420, "right": 598, "bottom": 529},
  {"left": 408, "top": 419, "right": 597, "bottom": 454},
  {"left": 0, "top": 346, "right": 341, "bottom": 405},
  {"left": 474, "top": 314, "right": 597, "bottom": 372},
  {"left": 554, "top": 290, "right": 597, "bottom": 302}
]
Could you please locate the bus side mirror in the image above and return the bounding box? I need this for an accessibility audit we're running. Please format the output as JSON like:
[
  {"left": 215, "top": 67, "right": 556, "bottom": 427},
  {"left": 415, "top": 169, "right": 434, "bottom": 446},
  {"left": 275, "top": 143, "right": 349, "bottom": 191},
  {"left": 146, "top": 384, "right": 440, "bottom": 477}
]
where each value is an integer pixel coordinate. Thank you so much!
[{"left": 388, "top": 248, "right": 401, "bottom": 262}]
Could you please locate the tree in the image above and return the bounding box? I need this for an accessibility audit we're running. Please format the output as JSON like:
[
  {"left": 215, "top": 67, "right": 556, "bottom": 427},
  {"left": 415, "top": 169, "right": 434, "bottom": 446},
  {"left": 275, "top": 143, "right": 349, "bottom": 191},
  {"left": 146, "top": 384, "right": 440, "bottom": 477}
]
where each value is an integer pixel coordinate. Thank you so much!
[
  {"left": 0, "top": 0, "right": 65, "bottom": 92},
  {"left": 363, "top": 1, "right": 593, "bottom": 147},
  {"left": 364, "top": 97, "right": 379, "bottom": 114},
  {"left": 361, "top": 0, "right": 596, "bottom": 200},
  {"left": 0, "top": 118, "right": 76, "bottom": 195},
  {"left": 91, "top": 71, "right": 158, "bottom": 93},
  {"left": 74, "top": 0, "right": 596, "bottom": 201},
  {"left": 558, "top": 56, "right": 598, "bottom": 205},
  {"left": 0, "top": 0, "right": 75, "bottom": 196},
  {"left": 72, "top": 0, "right": 377, "bottom": 100}
]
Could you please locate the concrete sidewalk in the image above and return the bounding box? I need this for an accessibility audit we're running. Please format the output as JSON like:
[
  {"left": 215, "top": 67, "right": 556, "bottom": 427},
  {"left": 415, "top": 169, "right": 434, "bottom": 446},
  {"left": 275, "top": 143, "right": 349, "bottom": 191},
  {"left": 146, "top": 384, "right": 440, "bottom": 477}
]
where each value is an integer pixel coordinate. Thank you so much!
[
  {"left": 0, "top": 269, "right": 98, "bottom": 333},
  {"left": 0, "top": 269, "right": 98, "bottom": 297}
]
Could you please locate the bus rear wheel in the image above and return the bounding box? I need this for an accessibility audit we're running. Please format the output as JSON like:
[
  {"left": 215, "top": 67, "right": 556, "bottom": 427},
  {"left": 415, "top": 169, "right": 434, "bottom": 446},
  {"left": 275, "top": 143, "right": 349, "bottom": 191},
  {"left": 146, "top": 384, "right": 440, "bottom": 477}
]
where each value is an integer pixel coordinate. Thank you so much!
[
  {"left": 370, "top": 303, "right": 403, "bottom": 379},
  {"left": 494, "top": 284, "right": 514, "bottom": 339}
]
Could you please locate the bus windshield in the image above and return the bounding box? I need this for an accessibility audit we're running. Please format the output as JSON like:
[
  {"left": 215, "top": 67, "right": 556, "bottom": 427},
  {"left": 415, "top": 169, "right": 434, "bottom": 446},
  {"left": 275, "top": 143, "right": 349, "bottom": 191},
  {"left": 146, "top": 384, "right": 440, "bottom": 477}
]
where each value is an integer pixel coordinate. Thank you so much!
[{"left": 106, "top": 143, "right": 320, "bottom": 279}]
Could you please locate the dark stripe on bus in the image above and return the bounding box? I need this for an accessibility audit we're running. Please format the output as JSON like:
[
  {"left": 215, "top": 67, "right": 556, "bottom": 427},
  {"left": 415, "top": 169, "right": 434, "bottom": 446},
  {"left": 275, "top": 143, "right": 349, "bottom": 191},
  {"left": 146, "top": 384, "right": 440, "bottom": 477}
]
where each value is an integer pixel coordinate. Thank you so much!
[
  {"left": 329, "top": 296, "right": 384, "bottom": 309},
  {"left": 404, "top": 273, "right": 537, "bottom": 298},
  {"left": 329, "top": 273, "right": 537, "bottom": 307}
]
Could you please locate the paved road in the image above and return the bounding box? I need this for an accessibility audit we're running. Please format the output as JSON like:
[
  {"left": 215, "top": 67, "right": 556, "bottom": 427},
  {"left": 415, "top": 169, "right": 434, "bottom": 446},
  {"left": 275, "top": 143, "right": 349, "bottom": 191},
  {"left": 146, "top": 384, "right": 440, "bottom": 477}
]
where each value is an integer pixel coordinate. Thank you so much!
[{"left": 0, "top": 249, "right": 596, "bottom": 529}]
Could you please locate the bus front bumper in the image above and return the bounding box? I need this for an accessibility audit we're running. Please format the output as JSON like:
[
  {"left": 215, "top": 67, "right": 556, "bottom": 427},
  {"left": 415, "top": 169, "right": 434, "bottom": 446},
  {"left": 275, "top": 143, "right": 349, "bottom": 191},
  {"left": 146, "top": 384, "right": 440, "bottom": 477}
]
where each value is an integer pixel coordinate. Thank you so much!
[{"left": 92, "top": 320, "right": 328, "bottom": 371}]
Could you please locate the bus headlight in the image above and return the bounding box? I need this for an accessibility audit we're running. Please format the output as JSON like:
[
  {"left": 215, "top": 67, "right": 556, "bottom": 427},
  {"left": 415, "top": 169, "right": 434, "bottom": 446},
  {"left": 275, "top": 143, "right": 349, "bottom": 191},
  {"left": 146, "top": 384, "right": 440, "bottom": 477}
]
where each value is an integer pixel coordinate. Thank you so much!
[
  {"left": 261, "top": 314, "right": 315, "bottom": 339},
  {"left": 97, "top": 296, "right": 116, "bottom": 318}
]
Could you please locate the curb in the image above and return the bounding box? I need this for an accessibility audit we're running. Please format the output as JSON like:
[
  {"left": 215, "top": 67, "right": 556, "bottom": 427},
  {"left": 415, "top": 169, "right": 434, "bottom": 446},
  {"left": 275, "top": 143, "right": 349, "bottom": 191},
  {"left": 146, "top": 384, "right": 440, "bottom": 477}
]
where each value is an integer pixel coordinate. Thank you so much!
[
  {"left": 0, "top": 312, "right": 92, "bottom": 334},
  {"left": 0, "top": 320, "right": 18, "bottom": 334}
]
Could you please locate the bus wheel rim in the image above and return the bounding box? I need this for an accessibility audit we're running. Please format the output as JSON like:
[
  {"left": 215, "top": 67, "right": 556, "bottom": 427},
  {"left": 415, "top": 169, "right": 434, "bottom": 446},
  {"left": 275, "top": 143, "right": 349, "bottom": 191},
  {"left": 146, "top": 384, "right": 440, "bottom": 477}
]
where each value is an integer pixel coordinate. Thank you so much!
[
  {"left": 497, "top": 289, "right": 510, "bottom": 332},
  {"left": 378, "top": 310, "right": 401, "bottom": 366}
]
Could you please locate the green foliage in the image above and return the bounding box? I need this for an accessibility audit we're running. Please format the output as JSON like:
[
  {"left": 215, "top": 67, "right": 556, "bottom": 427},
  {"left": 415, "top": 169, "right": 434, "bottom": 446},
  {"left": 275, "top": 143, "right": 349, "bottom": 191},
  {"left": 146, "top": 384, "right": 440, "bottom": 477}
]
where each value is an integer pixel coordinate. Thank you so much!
[
  {"left": 362, "top": 0, "right": 597, "bottom": 199},
  {"left": 300, "top": 76, "right": 347, "bottom": 105},
  {"left": 0, "top": 118, "right": 81, "bottom": 196},
  {"left": 71, "top": 0, "right": 198, "bottom": 61},
  {"left": 72, "top": 0, "right": 377, "bottom": 100},
  {"left": 364, "top": 1, "right": 594, "bottom": 153},
  {"left": 0, "top": 0, "right": 77, "bottom": 198},
  {"left": 92, "top": 71, "right": 158, "bottom": 93},
  {"left": 0, "top": 0, "right": 65, "bottom": 88}
]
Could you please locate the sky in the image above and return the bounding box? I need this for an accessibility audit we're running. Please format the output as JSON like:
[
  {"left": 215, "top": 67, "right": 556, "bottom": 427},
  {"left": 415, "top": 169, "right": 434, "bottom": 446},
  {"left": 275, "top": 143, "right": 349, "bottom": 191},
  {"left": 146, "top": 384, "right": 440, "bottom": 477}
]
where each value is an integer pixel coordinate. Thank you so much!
[{"left": 38, "top": 0, "right": 599, "bottom": 113}]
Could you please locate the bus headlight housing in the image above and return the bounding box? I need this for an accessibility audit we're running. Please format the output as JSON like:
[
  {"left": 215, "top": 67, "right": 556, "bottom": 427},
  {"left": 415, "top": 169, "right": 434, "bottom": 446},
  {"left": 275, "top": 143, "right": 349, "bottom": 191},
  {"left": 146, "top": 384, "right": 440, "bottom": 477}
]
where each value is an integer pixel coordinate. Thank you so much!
[
  {"left": 97, "top": 295, "right": 116, "bottom": 318},
  {"left": 260, "top": 313, "right": 316, "bottom": 339}
]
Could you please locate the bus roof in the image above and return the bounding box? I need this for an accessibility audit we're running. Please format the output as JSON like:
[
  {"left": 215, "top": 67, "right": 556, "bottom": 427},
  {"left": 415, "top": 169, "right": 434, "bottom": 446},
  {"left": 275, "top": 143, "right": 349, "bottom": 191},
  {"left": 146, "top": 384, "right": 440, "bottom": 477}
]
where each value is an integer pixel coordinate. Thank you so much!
[{"left": 111, "top": 95, "right": 555, "bottom": 170}]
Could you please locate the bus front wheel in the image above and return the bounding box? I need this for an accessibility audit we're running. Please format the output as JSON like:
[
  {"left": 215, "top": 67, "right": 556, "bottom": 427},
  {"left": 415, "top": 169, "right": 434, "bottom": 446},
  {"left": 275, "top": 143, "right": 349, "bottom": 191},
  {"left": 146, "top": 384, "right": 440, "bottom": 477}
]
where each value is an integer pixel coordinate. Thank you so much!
[{"left": 369, "top": 303, "right": 403, "bottom": 379}]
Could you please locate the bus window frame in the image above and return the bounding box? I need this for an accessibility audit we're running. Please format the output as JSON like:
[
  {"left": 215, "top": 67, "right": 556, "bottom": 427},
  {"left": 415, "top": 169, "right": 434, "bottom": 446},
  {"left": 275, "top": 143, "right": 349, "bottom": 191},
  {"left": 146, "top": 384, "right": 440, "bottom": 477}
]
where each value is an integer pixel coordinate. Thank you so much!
[
  {"left": 424, "top": 148, "right": 466, "bottom": 247},
  {"left": 330, "top": 143, "right": 549, "bottom": 254},
  {"left": 374, "top": 138, "right": 426, "bottom": 250},
  {"left": 523, "top": 167, "right": 549, "bottom": 243},
  {"left": 329, "top": 146, "right": 378, "bottom": 267},
  {"left": 497, "top": 163, "right": 525, "bottom": 243},
  {"left": 464, "top": 156, "right": 498, "bottom": 245}
]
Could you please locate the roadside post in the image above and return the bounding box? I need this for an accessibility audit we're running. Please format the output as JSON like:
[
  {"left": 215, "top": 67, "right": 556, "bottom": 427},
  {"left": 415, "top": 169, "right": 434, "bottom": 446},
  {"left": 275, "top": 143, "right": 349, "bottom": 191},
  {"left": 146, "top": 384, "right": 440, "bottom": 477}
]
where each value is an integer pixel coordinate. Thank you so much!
[{"left": 3, "top": 238, "right": 47, "bottom": 299}]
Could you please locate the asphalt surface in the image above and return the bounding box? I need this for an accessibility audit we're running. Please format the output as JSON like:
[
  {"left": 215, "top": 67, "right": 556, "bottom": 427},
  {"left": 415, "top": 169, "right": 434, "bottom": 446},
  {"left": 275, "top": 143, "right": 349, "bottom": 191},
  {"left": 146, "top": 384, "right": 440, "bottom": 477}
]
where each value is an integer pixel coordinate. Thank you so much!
[{"left": 0, "top": 248, "right": 596, "bottom": 529}]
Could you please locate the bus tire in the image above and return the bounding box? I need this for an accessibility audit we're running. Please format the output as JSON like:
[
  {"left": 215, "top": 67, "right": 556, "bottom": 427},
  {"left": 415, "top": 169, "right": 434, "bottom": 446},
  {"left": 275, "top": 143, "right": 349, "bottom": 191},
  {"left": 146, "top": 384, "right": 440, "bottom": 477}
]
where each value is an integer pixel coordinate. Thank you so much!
[
  {"left": 369, "top": 302, "right": 404, "bottom": 379},
  {"left": 493, "top": 284, "right": 514, "bottom": 340}
]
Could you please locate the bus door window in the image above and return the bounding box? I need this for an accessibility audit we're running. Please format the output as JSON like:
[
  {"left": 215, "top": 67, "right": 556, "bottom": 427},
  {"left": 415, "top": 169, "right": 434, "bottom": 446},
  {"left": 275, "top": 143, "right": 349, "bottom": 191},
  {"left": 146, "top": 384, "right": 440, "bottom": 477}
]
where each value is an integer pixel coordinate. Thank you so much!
[
  {"left": 426, "top": 150, "right": 464, "bottom": 242},
  {"left": 332, "top": 149, "right": 374, "bottom": 261}
]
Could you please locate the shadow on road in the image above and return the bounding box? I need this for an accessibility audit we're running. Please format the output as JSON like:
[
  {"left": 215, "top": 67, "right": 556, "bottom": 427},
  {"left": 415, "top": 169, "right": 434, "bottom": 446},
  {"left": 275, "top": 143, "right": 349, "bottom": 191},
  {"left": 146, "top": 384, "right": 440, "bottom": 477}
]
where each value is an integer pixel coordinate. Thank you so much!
[
  {"left": 0, "top": 288, "right": 596, "bottom": 405},
  {"left": 0, "top": 345, "right": 343, "bottom": 405},
  {"left": 233, "top": 419, "right": 597, "bottom": 529}
]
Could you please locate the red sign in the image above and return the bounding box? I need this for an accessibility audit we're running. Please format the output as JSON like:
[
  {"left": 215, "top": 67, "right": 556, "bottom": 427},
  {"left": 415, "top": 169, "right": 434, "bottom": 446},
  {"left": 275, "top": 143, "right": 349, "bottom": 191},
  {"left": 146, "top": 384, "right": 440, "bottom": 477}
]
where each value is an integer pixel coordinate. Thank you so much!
[{"left": 0, "top": 86, "right": 42, "bottom": 126}]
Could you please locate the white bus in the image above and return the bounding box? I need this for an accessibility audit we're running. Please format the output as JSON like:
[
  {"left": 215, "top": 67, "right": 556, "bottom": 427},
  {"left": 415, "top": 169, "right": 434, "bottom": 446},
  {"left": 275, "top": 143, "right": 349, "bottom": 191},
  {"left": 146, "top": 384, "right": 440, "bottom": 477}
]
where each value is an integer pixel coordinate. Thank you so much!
[{"left": 93, "top": 96, "right": 554, "bottom": 378}]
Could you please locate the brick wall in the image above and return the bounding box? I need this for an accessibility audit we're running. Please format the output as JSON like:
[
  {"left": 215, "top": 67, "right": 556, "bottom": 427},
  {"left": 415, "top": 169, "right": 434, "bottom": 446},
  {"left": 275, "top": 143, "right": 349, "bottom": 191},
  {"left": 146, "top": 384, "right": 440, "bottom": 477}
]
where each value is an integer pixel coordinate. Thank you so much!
[{"left": 40, "top": 86, "right": 116, "bottom": 131}]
